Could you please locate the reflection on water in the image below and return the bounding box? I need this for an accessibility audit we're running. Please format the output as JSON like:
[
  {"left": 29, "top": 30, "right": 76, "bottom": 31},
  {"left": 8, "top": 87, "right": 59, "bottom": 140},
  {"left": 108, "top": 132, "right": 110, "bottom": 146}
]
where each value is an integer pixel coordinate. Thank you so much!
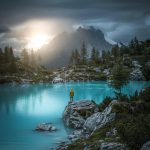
[{"left": 0, "top": 81, "right": 149, "bottom": 150}]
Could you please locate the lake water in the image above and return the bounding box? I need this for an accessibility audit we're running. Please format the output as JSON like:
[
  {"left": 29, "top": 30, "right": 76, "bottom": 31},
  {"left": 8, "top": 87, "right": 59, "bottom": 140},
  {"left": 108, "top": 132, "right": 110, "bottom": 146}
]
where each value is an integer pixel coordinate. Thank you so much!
[{"left": 0, "top": 81, "right": 150, "bottom": 150}]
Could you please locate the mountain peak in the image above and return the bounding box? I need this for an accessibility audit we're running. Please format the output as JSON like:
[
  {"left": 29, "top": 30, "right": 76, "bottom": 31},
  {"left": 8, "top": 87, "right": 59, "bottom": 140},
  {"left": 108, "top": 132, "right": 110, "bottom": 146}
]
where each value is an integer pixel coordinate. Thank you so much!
[{"left": 40, "top": 26, "right": 113, "bottom": 68}]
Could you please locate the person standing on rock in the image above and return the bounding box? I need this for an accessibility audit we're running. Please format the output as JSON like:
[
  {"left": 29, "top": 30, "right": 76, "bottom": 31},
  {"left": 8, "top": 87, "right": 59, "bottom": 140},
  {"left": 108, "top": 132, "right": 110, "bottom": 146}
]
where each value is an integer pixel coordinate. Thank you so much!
[{"left": 70, "top": 88, "right": 74, "bottom": 102}]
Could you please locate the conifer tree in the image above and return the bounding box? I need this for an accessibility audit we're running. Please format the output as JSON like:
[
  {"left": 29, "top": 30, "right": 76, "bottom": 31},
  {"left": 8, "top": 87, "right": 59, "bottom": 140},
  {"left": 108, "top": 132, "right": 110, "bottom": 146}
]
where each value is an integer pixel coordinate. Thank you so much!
[
  {"left": 110, "top": 59, "right": 130, "bottom": 96},
  {"left": 30, "top": 49, "right": 36, "bottom": 66},
  {"left": 80, "top": 42, "right": 87, "bottom": 64},
  {"left": 91, "top": 47, "right": 96, "bottom": 64},
  {"left": 21, "top": 48, "right": 29, "bottom": 65},
  {"left": 74, "top": 49, "right": 80, "bottom": 65}
]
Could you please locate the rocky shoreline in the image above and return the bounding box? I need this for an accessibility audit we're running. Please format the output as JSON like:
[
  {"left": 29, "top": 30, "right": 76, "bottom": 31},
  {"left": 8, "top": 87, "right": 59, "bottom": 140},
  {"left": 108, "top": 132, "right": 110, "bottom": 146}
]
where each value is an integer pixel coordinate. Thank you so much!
[
  {"left": 52, "top": 95, "right": 150, "bottom": 150},
  {"left": 51, "top": 60, "right": 149, "bottom": 83},
  {"left": 55, "top": 100, "right": 122, "bottom": 150},
  {"left": 0, "top": 60, "right": 149, "bottom": 85}
]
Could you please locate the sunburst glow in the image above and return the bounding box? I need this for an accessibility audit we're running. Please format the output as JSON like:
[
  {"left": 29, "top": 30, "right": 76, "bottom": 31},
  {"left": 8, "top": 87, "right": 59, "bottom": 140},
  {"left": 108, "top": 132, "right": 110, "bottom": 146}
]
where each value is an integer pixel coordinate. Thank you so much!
[{"left": 27, "top": 33, "right": 50, "bottom": 50}]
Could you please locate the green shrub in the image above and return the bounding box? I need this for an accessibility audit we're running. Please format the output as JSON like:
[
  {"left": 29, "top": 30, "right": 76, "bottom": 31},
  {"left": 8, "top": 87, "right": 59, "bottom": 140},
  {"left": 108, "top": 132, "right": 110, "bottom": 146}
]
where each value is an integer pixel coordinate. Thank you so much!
[
  {"left": 116, "top": 115, "right": 150, "bottom": 150},
  {"left": 98, "top": 73, "right": 107, "bottom": 80},
  {"left": 129, "top": 90, "right": 139, "bottom": 101},
  {"left": 115, "top": 92, "right": 129, "bottom": 102},
  {"left": 139, "top": 87, "right": 150, "bottom": 102},
  {"left": 98, "top": 96, "right": 113, "bottom": 111},
  {"left": 112, "top": 103, "right": 132, "bottom": 114}
]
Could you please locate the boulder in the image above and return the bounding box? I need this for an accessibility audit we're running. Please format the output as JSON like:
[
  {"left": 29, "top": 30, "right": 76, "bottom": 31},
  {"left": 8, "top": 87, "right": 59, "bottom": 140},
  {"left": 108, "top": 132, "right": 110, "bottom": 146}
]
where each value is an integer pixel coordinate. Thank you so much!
[
  {"left": 130, "top": 68, "right": 145, "bottom": 80},
  {"left": 141, "top": 141, "right": 150, "bottom": 150},
  {"left": 106, "top": 128, "right": 117, "bottom": 137},
  {"left": 52, "top": 77, "right": 64, "bottom": 83},
  {"left": 132, "top": 60, "right": 142, "bottom": 68},
  {"left": 103, "top": 69, "right": 110, "bottom": 76},
  {"left": 93, "top": 67, "right": 101, "bottom": 73},
  {"left": 130, "top": 61, "right": 145, "bottom": 80},
  {"left": 83, "top": 100, "right": 117, "bottom": 133},
  {"left": 35, "top": 123, "right": 57, "bottom": 132},
  {"left": 63, "top": 100, "right": 99, "bottom": 129},
  {"left": 68, "top": 129, "right": 83, "bottom": 141},
  {"left": 101, "top": 142, "right": 127, "bottom": 150}
]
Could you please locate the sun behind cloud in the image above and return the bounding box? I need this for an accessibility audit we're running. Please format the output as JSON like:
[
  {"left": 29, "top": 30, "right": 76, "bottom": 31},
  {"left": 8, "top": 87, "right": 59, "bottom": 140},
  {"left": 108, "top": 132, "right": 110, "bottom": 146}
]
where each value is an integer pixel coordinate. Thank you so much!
[{"left": 27, "top": 33, "right": 50, "bottom": 50}]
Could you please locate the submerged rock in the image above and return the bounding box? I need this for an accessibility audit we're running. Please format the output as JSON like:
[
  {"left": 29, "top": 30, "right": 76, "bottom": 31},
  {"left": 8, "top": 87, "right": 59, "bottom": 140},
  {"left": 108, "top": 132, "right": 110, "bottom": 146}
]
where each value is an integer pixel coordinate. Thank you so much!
[
  {"left": 63, "top": 100, "right": 98, "bottom": 129},
  {"left": 35, "top": 123, "right": 57, "bottom": 132}
]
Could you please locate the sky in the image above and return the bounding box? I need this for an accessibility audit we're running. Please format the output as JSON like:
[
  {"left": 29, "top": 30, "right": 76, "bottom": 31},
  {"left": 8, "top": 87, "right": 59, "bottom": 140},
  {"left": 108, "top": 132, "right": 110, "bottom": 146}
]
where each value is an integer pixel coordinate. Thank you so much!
[{"left": 0, "top": 0, "right": 150, "bottom": 50}]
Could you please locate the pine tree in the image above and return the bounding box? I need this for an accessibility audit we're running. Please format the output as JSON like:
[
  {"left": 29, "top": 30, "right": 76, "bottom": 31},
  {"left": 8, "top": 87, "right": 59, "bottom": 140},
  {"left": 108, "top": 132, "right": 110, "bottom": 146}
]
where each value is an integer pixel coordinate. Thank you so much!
[
  {"left": 74, "top": 49, "right": 80, "bottom": 64},
  {"left": 70, "top": 50, "right": 75, "bottom": 64},
  {"left": 112, "top": 44, "right": 120, "bottom": 57},
  {"left": 30, "top": 49, "right": 36, "bottom": 66},
  {"left": 110, "top": 59, "right": 130, "bottom": 95},
  {"left": 9, "top": 47, "right": 15, "bottom": 62},
  {"left": 0, "top": 48, "right": 2, "bottom": 54},
  {"left": 102, "top": 50, "right": 106, "bottom": 59},
  {"left": 21, "top": 49, "right": 29, "bottom": 65},
  {"left": 0, "top": 48, "right": 4, "bottom": 63},
  {"left": 91, "top": 47, "right": 96, "bottom": 64},
  {"left": 4, "top": 47, "right": 9, "bottom": 62},
  {"left": 95, "top": 49, "right": 100, "bottom": 64},
  {"left": 38, "top": 54, "right": 42, "bottom": 65},
  {"left": 80, "top": 42, "right": 87, "bottom": 64}
]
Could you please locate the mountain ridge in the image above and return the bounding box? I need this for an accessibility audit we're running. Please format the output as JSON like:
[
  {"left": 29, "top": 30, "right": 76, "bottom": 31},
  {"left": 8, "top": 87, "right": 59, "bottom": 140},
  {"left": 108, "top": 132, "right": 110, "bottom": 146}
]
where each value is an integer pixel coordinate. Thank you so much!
[{"left": 40, "top": 26, "right": 113, "bottom": 68}]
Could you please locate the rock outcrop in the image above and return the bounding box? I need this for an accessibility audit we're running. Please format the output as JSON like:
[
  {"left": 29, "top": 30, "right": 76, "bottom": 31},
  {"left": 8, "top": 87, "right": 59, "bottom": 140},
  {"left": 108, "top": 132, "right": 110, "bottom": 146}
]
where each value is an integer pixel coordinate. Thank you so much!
[
  {"left": 130, "top": 61, "right": 145, "bottom": 80},
  {"left": 52, "top": 77, "right": 64, "bottom": 83},
  {"left": 63, "top": 100, "right": 98, "bottom": 129},
  {"left": 141, "top": 141, "right": 150, "bottom": 150},
  {"left": 63, "top": 100, "right": 117, "bottom": 142},
  {"left": 100, "top": 142, "right": 127, "bottom": 150},
  {"left": 83, "top": 100, "right": 116, "bottom": 133},
  {"left": 58, "top": 100, "right": 130, "bottom": 150}
]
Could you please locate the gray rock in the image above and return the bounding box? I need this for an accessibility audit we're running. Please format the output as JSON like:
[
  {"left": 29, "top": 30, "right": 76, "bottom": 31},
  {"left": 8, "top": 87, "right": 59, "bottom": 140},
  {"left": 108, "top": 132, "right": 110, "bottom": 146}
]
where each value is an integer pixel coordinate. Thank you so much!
[
  {"left": 35, "top": 123, "right": 57, "bottom": 132},
  {"left": 103, "top": 69, "right": 110, "bottom": 76},
  {"left": 101, "top": 142, "right": 127, "bottom": 150},
  {"left": 106, "top": 128, "right": 117, "bottom": 137},
  {"left": 52, "top": 77, "right": 64, "bottom": 83},
  {"left": 130, "top": 68, "right": 145, "bottom": 80},
  {"left": 63, "top": 100, "right": 98, "bottom": 129},
  {"left": 130, "top": 61, "right": 145, "bottom": 80},
  {"left": 132, "top": 60, "right": 142, "bottom": 68},
  {"left": 84, "top": 100, "right": 117, "bottom": 133},
  {"left": 68, "top": 129, "right": 83, "bottom": 141},
  {"left": 141, "top": 141, "right": 150, "bottom": 150}
]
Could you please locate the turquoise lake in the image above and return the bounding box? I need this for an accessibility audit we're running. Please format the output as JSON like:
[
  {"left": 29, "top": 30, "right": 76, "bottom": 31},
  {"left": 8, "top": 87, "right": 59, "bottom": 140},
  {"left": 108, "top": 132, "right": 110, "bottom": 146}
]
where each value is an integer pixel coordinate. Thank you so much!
[{"left": 0, "top": 81, "right": 150, "bottom": 150}]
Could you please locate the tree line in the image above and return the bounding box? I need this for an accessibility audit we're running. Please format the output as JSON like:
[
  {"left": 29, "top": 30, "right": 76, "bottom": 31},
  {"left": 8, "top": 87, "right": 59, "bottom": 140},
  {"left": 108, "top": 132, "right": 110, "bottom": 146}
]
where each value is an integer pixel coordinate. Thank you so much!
[
  {"left": 70, "top": 42, "right": 101, "bottom": 65},
  {"left": 0, "top": 47, "right": 42, "bottom": 73},
  {"left": 70, "top": 37, "right": 150, "bottom": 66}
]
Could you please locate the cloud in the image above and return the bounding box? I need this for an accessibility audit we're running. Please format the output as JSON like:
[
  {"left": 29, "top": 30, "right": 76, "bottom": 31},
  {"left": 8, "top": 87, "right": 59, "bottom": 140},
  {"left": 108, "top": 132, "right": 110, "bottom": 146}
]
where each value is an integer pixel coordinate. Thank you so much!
[
  {"left": 0, "top": 0, "right": 149, "bottom": 48},
  {"left": 0, "top": 25, "right": 10, "bottom": 33}
]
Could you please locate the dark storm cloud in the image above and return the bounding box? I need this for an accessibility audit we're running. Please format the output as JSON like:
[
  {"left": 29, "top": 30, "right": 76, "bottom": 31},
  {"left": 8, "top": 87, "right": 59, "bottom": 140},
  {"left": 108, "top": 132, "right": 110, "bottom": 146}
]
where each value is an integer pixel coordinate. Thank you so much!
[
  {"left": 0, "top": 25, "right": 10, "bottom": 33},
  {"left": 0, "top": 0, "right": 150, "bottom": 44}
]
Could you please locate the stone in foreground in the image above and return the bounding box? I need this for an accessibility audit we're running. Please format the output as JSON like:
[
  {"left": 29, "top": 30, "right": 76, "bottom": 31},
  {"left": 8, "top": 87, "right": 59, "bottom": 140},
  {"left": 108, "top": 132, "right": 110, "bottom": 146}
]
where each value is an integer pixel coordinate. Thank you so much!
[
  {"left": 141, "top": 141, "right": 150, "bottom": 150},
  {"left": 63, "top": 100, "right": 99, "bottom": 129},
  {"left": 84, "top": 100, "right": 117, "bottom": 133},
  {"left": 101, "top": 142, "right": 128, "bottom": 150}
]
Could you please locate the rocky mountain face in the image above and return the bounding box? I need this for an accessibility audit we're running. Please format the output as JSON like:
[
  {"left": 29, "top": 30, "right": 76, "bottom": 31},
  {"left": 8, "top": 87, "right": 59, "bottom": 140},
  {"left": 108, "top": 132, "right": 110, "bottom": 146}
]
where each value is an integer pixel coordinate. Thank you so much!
[{"left": 40, "top": 26, "right": 112, "bottom": 68}]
